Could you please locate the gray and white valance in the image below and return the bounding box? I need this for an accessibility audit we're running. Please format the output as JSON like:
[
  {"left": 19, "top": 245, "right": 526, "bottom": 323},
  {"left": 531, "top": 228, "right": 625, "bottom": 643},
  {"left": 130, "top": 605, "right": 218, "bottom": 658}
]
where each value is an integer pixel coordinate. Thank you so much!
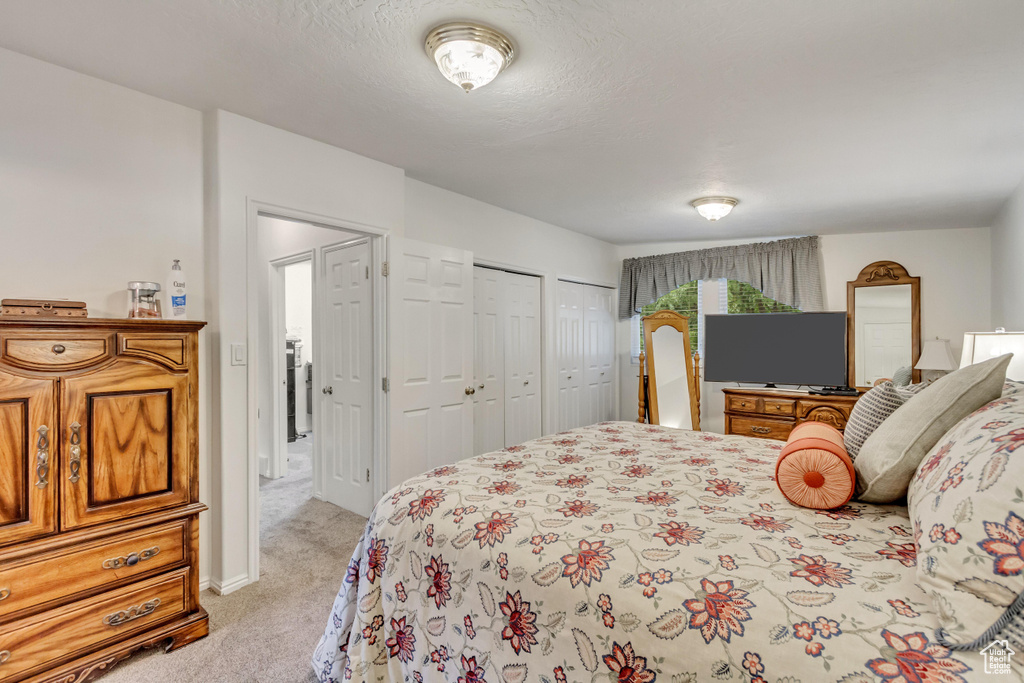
[{"left": 617, "top": 235, "right": 824, "bottom": 320}]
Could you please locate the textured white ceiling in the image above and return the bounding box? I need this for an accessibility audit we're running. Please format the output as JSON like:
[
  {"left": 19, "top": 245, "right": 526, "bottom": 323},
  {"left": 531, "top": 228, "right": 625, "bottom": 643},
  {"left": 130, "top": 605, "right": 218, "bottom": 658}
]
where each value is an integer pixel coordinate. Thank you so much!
[{"left": 2, "top": 1, "right": 1023, "bottom": 244}]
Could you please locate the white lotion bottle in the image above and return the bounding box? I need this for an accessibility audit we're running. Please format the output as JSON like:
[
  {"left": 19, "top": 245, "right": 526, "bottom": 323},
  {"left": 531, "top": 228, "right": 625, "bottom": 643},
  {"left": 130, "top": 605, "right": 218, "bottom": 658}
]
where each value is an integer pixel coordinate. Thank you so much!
[{"left": 167, "top": 259, "right": 187, "bottom": 319}]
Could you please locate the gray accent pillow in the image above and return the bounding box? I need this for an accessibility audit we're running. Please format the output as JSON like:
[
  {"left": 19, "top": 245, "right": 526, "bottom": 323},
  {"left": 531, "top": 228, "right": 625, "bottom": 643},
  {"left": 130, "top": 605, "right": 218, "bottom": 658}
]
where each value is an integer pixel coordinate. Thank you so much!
[
  {"left": 892, "top": 366, "right": 913, "bottom": 387},
  {"left": 843, "top": 382, "right": 906, "bottom": 460},
  {"left": 854, "top": 354, "right": 1012, "bottom": 503}
]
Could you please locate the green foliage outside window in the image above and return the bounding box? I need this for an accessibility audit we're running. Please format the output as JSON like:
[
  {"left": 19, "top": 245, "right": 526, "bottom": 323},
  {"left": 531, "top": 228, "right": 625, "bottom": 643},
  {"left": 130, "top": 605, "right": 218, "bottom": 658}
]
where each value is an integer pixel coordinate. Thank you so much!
[
  {"left": 726, "top": 280, "right": 800, "bottom": 314},
  {"left": 639, "top": 280, "right": 700, "bottom": 352}
]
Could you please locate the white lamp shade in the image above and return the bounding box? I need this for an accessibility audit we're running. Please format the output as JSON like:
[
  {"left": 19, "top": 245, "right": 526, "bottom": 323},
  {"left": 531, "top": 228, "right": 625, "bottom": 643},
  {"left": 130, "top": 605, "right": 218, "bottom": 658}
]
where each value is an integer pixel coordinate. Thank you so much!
[
  {"left": 915, "top": 338, "right": 957, "bottom": 372},
  {"left": 961, "top": 332, "right": 1024, "bottom": 381}
]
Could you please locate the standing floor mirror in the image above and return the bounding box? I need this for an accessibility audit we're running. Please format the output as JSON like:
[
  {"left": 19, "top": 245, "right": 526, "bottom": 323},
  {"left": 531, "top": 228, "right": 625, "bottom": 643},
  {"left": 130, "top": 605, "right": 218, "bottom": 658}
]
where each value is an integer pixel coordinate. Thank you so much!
[{"left": 637, "top": 310, "right": 701, "bottom": 430}]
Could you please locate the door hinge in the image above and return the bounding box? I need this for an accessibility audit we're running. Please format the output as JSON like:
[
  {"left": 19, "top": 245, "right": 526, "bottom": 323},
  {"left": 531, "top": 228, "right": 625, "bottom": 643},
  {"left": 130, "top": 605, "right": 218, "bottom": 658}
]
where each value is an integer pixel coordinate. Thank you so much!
[
  {"left": 381, "top": 262, "right": 390, "bottom": 277},
  {"left": 382, "top": 377, "right": 390, "bottom": 393},
  {"left": 366, "top": 468, "right": 370, "bottom": 482},
  {"left": 365, "top": 265, "right": 369, "bottom": 279}
]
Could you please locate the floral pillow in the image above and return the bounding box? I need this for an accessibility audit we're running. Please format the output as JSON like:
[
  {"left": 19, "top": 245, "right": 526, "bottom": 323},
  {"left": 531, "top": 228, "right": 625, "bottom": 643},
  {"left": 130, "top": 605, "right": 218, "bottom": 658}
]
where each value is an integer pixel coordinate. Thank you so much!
[{"left": 908, "top": 391, "right": 1024, "bottom": 648}]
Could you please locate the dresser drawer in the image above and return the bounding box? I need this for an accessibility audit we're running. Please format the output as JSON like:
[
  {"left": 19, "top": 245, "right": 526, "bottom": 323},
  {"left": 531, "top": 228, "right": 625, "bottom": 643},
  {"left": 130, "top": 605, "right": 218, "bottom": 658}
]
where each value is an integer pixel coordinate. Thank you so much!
[
  {"left": 0, "top": 568, "right": 188, "bottom": 680},
  {"left": 763, "top": 398, "right": 795, "bottom": 416},
  {"left": 1, "top": 335, "right": 112, "bottom": 371},
  {"left": 0, "top": 520, "right": 187, "bottom": 618},
  {"left": 727, "top": 396, "right": 761, "bottom": 413},
  {"left": 728, "top": 416, "right": 793, "bottom": 441}
]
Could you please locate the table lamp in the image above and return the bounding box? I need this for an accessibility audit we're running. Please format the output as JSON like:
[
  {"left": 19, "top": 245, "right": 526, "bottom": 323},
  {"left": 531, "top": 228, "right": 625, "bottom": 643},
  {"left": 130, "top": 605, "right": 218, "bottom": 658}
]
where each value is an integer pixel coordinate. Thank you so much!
[
  {"left": 961, "top": 329, "right": 1024, "bottom": 381},
  {"left": 915, "top": 337, "right": 957, "bottom": 381}
]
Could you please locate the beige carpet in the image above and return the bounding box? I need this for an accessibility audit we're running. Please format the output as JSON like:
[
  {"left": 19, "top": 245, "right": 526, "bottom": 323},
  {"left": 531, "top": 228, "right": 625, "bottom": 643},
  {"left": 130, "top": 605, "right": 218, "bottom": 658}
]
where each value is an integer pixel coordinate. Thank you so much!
[{"left": 102, "top": 436, "right": 367, "bottom": 683}]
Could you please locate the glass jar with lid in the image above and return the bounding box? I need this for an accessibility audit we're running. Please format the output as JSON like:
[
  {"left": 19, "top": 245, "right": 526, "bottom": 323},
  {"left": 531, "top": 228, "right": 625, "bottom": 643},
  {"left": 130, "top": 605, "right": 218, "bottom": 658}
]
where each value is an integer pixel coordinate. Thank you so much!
[{"left": 127, "top": 281, "right": 162, "bottom": 318}]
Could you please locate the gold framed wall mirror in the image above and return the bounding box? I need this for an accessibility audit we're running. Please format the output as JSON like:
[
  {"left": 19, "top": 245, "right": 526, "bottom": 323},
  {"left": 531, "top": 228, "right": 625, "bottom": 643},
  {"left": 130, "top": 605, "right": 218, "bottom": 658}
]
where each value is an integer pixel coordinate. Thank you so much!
[
  {"left": 637, "top": 309, "right": 701, "bottom": 430},
  {"left": 847, "top": 261, "right": 921, "bottom": 390}
]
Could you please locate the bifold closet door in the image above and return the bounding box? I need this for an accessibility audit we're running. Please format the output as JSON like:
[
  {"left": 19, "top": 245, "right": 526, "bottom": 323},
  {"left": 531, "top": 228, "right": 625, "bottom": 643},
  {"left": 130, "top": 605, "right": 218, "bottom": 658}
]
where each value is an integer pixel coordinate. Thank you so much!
[
  {"left": 583, "top": 284, "right": 616, "bottom": 424},
  {"left": 473, "top": 267, "right": 505, "bottom": 455},
  {"left": 389, "top": 237, "right": 474, "bottom": 487},
  {"left": 503, "top": 272, "right": 542, "bottom": 446},
  {"left": 557, "top": 281, "right": 585, "bottom": 431},
  {"left": 472, "top": 268, "right": 542, "bottom": 454}
]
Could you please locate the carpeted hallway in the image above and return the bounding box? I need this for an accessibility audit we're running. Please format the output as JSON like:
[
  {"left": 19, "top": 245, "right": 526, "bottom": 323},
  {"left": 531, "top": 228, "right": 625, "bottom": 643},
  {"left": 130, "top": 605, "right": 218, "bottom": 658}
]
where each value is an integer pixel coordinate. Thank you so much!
[{"left": 102, "top": 436, "right": 367, "bottom": 683}]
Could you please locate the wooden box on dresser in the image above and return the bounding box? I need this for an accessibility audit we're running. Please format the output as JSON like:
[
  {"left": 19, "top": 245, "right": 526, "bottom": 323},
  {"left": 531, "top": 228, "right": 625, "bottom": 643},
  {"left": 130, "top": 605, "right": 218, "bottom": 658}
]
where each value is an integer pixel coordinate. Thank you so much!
[
  {"left": 0, "top": 319, "right": 207, "bottom": 683},
  {"left": 723, "top": 387, "right": 860, "bottom": 441}
]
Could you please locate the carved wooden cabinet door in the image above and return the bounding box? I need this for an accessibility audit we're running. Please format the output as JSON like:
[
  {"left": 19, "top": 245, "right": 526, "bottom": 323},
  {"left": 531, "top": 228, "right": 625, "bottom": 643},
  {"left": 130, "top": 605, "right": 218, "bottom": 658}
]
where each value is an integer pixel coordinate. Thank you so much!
[
  {"left": 60, "top": 360, "right": 191, "bottom": 530},
  {"left": 0, "top": 373, "right": 57, "bottom": 547}
]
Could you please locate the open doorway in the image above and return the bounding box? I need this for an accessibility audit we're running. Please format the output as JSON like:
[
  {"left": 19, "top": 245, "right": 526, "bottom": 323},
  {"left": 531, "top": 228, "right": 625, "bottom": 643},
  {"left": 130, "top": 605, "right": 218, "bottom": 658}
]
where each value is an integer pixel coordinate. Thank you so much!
[{"left": 255, "top": 214, "right": 378, "bottom": 569}]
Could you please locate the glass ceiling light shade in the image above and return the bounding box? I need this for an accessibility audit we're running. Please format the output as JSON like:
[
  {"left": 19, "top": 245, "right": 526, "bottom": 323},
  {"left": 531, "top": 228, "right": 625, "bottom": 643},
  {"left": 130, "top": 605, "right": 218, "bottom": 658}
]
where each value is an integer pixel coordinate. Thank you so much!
[
  {"left": 425, "top": 23, "right": 515, "bottom": 92},
  {"left": 691, "top": 196, "right": 738, "bottom": 221}
]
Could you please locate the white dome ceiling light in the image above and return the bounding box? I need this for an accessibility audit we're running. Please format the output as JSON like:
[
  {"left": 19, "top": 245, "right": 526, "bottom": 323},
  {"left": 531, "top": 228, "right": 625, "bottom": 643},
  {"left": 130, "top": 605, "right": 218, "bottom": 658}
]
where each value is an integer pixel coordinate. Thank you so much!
[
  {"left": 425, "top": 22, "right": 515, "bottom": 92},
  {"left": 691, "top": 196, "right": 739, "bottom": 221}
]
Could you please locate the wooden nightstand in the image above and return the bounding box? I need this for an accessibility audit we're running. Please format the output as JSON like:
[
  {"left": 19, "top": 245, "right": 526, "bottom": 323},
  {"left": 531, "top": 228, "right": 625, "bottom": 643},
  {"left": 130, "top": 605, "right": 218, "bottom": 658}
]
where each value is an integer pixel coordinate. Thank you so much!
[{"left": 723, "top": 387, "right": 860, "bottom": 441}]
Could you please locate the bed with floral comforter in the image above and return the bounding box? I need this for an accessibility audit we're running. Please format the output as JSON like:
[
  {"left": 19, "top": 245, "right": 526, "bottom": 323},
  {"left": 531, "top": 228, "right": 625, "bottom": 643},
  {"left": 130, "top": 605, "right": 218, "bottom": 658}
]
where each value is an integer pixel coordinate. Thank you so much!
[{"left": 313, "top": 421, "right": 986, "bottom": 682}]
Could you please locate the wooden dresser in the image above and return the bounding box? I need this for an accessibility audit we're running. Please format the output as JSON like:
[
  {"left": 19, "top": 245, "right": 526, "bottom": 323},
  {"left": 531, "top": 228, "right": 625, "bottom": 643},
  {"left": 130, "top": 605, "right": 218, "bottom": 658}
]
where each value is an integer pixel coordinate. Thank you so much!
[
  {"left": 723, "top": 387, "right": 860, "bottom": 441},
  {"left": 0, "top": 319, "right": 207, "bottom": 683}
]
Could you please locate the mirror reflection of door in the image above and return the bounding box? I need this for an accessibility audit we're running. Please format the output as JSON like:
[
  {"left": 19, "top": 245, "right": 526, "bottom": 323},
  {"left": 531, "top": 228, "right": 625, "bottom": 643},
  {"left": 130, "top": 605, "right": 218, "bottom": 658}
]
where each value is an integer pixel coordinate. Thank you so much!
[
  {"left": 650, "top": 325, "right": 693, "bottom": 429},
  {"left": 854, "top": 284, "right": 912, "bottom": 386}
]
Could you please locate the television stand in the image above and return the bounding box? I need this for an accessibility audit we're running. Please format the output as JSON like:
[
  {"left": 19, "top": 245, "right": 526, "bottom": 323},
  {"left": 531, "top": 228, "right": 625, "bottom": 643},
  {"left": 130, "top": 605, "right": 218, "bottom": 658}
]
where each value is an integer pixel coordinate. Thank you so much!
[{"left": 723, "top": 387, "right": 862, "bottom": 441}]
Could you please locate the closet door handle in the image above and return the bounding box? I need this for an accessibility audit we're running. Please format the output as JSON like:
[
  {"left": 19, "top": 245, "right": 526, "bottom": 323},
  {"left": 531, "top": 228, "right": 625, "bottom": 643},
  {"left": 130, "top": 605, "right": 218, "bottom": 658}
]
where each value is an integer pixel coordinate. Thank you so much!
[
  {"left": 34, "top": 425, "right": 49, "bottom": 489},
  {"left": 68, "top": 422, "right": 82, "bottom": 484},
  {"left": 464, "top": 387, "right": 476, "bottom": 395}
]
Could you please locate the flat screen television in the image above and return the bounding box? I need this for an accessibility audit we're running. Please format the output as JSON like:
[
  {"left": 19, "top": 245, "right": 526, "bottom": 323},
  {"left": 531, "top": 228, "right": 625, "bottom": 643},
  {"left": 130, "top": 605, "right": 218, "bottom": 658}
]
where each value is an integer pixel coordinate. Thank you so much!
[{"left": 703, "top": 312, "right": 848, "bottom": 387}]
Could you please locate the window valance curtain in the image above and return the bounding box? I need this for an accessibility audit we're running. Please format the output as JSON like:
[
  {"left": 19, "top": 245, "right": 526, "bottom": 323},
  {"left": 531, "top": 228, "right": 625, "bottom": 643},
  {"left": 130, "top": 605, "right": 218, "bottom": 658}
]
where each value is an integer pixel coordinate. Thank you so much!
[{"left": 618, "top": 235, "right": 823, "bottom": 320}]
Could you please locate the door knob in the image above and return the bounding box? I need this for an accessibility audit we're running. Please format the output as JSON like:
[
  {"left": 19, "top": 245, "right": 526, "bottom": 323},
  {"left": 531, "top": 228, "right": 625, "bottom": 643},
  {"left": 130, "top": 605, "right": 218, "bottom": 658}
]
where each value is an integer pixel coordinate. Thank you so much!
[
  {"left": 478, "top": 384, "right": 485, "bottom": 389},
  {"left": 322, "top": 387, "right": 333, "bottom": 395},
  {"left": 524, "top": 380, "right": 529, "bottom": 385},
  {"left": 465, "top": 387, "right": 476, "bottom": 395}
]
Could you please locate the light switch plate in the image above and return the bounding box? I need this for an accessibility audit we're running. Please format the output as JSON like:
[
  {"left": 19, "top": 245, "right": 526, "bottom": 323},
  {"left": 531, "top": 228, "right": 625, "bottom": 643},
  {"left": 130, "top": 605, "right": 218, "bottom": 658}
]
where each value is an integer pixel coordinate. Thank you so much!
[{"left": 231, "top": 343, "right": 247, "bottom": 366}]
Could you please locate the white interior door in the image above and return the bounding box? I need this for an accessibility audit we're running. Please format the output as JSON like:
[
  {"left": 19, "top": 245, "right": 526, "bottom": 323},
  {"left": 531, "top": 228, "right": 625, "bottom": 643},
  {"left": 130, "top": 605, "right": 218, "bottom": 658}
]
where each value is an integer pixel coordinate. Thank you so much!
[
  {"left": 389, "top": 237, "right": 474, "bottom": 487},
  {"left": 473, "top": 267, "right": 505, "bottom": 455},
  {"left": 583, "top": 285, "right": 616, "bottom": 424},
  {"left": 321, "top": 240, "right": 375, "bottom": 516},
  {"left": 557, "top": 280, "right": 585, "bottom": 431},
  {"left": 504, "top": 271, "right": 542, "bottom": 446},
  {"left": 863, "top": 322, "right": 912, "bottom": 384}
]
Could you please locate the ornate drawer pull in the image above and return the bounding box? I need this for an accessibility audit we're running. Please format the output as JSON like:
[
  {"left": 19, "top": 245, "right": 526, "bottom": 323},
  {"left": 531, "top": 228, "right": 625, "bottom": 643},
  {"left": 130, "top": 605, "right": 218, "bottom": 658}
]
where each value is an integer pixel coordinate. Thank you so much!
[
  {"left": 103, "top": 598, "right": 160, "bottom": 627},
  {"left": 68, "top": 422, "right": 82, "bottom": 484},
  {"left": 0, "top": 650, "right": 10, "bottom": 664},
  {"left": 103, "top": 547, "right": 160, "bottom": 570},
  {"left": 52, "top": 344, "right": 66, "bottom": 354},
  {"left": 0, "top": 588, "right": 9, "bottom": 601},
  {"left": 751, "top": 426, "right": 772, "bottom": 434},
  {"left": 34, "top": 425, "right": 49, "bottom": 489}
]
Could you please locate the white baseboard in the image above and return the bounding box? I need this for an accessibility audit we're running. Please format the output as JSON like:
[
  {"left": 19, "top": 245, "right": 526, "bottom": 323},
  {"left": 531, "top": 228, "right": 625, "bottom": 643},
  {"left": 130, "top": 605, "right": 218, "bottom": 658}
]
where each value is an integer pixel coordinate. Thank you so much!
[
  {"left": 209, "top": 573, "right": 251, "bottom": 596},
  {"left": 199, "top": 575, "right": 210, "bottom": 592}
]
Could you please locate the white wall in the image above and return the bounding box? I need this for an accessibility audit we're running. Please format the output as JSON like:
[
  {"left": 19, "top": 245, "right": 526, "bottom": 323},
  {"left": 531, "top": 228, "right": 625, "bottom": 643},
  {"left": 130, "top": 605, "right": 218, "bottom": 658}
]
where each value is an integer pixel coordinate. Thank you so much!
[
  {"left": 404, "top": 178, "right": 620, "bottom": 435},
  {"left": 0, "top": 48, "right": 212, "bottom": 585},
  {"left": 205, "top": 110, "right": 405, "bottom": 593},
  {"left": 616, "top": 227, "right": 993, "bottom": 431},
  {"left": 993, "top": 179, "right": 1024, "bottom": 331},
  {"left": 255, "top": 215, "right": 360, "bottom": 479}
]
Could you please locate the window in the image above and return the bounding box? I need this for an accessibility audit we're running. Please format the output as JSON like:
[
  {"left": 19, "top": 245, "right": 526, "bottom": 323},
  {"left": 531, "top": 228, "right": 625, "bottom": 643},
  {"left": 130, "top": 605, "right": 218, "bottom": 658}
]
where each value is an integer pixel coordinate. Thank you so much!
[
  {"left": 631, "top": 280, "right": 704, "bottom": 362},
  {"left": 631, "top": 279, "right": 800, "bottom": 364},
  {"left": 723, "top": 279, "right": 801, "bottom": 314}
]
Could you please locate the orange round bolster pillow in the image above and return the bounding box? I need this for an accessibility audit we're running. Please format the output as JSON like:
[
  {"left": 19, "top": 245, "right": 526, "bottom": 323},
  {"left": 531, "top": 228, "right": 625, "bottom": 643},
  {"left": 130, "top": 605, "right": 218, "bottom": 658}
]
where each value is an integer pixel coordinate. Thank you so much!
[{"left": 774, "top": 422, "right": 856, "bottom": 510}]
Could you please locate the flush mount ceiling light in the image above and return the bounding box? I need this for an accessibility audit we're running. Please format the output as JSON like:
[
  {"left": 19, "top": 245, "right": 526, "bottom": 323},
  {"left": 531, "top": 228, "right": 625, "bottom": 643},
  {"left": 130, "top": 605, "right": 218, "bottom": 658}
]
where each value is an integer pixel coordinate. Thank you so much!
[
  {"left": 425, "top": 22, "right": 515, "bottom": 92},
  {"left": 691, "top": 196, "right": 739, "bottom": 221}
]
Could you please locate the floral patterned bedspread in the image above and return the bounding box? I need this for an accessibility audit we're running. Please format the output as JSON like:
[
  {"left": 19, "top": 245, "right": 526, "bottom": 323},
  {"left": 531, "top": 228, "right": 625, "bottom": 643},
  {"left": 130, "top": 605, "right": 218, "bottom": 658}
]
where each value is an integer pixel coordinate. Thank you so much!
[{"left": 313, "top": 422, "right": 985, "bottom": 683}]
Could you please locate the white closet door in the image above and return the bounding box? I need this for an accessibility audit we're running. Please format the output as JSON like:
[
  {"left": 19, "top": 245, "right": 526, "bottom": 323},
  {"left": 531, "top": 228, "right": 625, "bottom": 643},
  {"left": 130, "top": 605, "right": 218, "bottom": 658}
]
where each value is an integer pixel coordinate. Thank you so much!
[
  {"left": 321, "top": 240, "right": 375, "bottom": 517},
  {"left": 557, "top": 280, "right": 585, "bottom": 431},
  {"left": 473, "top": 267, "right": 505, "bottom": 455},
  {"left": 583, "top": 285, "right": 616, "bottom": 423},
  {"left": 504, "top": 272, "right": 542, "bottom": 446},
  {"left": 389, "top": 238, "right": 474, "bottom": 487}
]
